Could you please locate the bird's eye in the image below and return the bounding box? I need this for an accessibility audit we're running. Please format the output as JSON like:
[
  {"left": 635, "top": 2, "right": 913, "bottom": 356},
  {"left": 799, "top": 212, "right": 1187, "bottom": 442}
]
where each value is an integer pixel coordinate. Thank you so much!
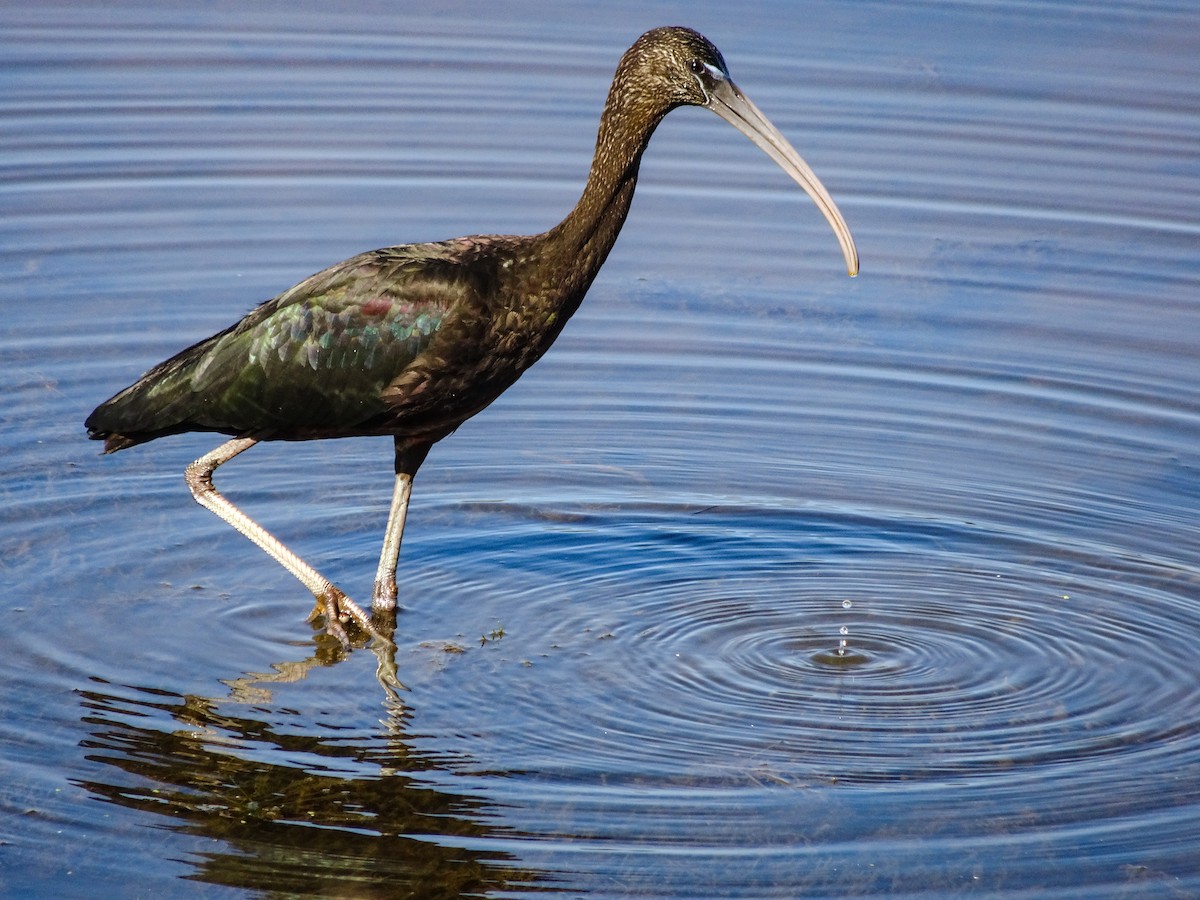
[{"left": 689, "top": 58, "right": 705, "bottom": 75}]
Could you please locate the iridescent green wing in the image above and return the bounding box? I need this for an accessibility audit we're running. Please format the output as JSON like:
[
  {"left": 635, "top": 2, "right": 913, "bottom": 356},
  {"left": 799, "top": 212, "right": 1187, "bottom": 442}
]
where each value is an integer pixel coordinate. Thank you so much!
[
  {"left": 90, "top": 246, "right": 468, "bottom": 441},
  {"left": 186, "top": 246, "right": 471, "bottom": 435}
]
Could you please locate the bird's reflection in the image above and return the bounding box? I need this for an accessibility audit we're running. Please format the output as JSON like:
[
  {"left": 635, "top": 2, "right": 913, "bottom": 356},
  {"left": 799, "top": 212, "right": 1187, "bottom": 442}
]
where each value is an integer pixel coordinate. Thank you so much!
[{"left": 73, "top": 617, "right": 548, "bottom": 897}]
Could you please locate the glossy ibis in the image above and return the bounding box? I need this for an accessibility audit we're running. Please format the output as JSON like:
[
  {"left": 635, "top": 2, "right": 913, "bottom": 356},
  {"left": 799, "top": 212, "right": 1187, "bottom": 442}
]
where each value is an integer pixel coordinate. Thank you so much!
[{"left": 86, "top": 26, "right": 859, "bottom": 647}]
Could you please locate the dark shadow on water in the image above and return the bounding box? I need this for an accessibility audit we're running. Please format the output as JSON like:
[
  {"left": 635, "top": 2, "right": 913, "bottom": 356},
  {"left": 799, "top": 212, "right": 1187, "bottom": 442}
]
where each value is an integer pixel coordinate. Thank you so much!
[{"left": 72, "top": 635, "right": 558, "bottom": 897}]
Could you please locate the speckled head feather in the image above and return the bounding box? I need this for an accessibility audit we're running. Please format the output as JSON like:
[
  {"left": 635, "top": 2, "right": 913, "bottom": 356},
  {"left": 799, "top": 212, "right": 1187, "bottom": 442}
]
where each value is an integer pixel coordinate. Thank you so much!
[{"left": 608, "top": 27, "right": 731, "bottom": 114}]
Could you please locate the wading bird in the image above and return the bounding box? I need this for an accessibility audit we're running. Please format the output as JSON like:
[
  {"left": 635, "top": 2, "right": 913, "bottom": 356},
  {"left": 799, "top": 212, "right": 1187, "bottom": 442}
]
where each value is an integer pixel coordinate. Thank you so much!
[{"left": 86, "top": 26, "right": 858, "bottom": 647}]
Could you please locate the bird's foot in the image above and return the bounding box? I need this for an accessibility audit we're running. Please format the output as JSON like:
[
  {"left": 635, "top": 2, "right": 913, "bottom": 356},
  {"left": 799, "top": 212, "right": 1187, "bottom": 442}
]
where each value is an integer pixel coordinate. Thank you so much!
[
  {"left": 372, "top": 575, "right": 398, "bottom": 611},
  {"left": 308, "top": 586, "right": 392, "bottom": 650}
]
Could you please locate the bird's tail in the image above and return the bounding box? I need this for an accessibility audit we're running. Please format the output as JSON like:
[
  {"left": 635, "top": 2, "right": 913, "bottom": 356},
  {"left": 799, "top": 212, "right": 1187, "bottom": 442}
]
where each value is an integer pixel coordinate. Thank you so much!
[{"left": 85, "top": 341, "right": 215, "bottom": 452}]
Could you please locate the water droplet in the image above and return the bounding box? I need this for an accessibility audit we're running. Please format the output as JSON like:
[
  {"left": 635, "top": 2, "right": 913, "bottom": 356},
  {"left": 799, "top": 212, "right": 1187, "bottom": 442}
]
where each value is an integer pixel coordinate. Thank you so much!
[{"left": 812, "top": 597, "right": 869, "bottom": 667}]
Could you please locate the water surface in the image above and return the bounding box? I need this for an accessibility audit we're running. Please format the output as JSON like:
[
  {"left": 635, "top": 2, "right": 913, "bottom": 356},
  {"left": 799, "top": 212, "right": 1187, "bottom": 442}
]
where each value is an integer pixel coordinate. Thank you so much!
[{"left": 2, "top": 1, "right": 1198, "bottom": 897}]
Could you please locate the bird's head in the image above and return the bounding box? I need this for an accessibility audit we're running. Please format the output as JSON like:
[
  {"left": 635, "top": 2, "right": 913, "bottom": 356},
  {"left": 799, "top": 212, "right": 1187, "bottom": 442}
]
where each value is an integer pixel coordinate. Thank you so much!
[
  {"left": 618, "top": 26, "right": 732, "bottom": 109},
  {"left": 615, "top": 26, "right": 859, "bottom": 277}
]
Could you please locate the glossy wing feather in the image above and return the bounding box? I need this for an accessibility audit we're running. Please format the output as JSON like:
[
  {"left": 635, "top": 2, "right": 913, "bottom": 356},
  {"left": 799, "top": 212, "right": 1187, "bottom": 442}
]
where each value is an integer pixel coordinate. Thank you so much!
[{"left": 86, "top": 245, "right": 474, "bottom": 448}]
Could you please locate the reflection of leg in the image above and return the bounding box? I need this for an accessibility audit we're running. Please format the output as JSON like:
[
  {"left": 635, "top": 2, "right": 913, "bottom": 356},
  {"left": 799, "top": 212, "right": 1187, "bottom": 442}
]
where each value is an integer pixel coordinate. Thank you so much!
[
  {"left": 373, "top": 472, "right": 414, "bottom": 610},
  {"left": 183, "top": 437, "right": 374, "bottom": 647},
  {"left": 222, "top": 612, "right": 403, "bottom": 705},
  {"left": 366, "top": 612, "right": 404, "bottom": 699}
]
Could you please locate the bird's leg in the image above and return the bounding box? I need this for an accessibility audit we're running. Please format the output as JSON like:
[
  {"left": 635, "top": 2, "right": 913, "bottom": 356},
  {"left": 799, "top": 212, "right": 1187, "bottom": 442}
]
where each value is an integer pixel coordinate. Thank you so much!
[
  {"left": 373, "top": 473, "right": 414, "bottom": 610},
  {"left": 372, "top": 438, "right": 430, "bottom": 611},
  {"left": 184, "top": 437, "right": 378, "bottom": 647}
]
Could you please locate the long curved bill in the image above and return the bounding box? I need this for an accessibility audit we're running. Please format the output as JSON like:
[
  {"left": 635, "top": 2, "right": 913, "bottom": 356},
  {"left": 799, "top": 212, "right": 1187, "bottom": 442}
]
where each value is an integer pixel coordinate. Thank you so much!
[{"left": 707, "top": 78, "right": 859, "bottom": 277}]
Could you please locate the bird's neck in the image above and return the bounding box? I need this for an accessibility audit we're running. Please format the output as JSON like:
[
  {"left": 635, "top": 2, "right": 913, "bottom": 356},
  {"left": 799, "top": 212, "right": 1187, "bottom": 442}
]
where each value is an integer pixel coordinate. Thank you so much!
[{"left": 536, "top": 89, "right": 668, "bottom": 310}]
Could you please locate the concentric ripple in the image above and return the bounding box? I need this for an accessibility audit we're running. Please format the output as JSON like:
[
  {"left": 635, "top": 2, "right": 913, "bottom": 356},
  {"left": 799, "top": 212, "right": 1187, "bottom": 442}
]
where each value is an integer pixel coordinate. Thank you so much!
[{"left": 400, "top": 499, "right": 1200, "bottom": 798}]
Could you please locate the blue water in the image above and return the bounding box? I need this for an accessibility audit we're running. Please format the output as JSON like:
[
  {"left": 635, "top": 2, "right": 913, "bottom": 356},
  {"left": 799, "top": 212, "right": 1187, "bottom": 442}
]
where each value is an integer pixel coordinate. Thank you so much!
[{"left": 2, "top": 2, "right": 1198, "bottom": 897}]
